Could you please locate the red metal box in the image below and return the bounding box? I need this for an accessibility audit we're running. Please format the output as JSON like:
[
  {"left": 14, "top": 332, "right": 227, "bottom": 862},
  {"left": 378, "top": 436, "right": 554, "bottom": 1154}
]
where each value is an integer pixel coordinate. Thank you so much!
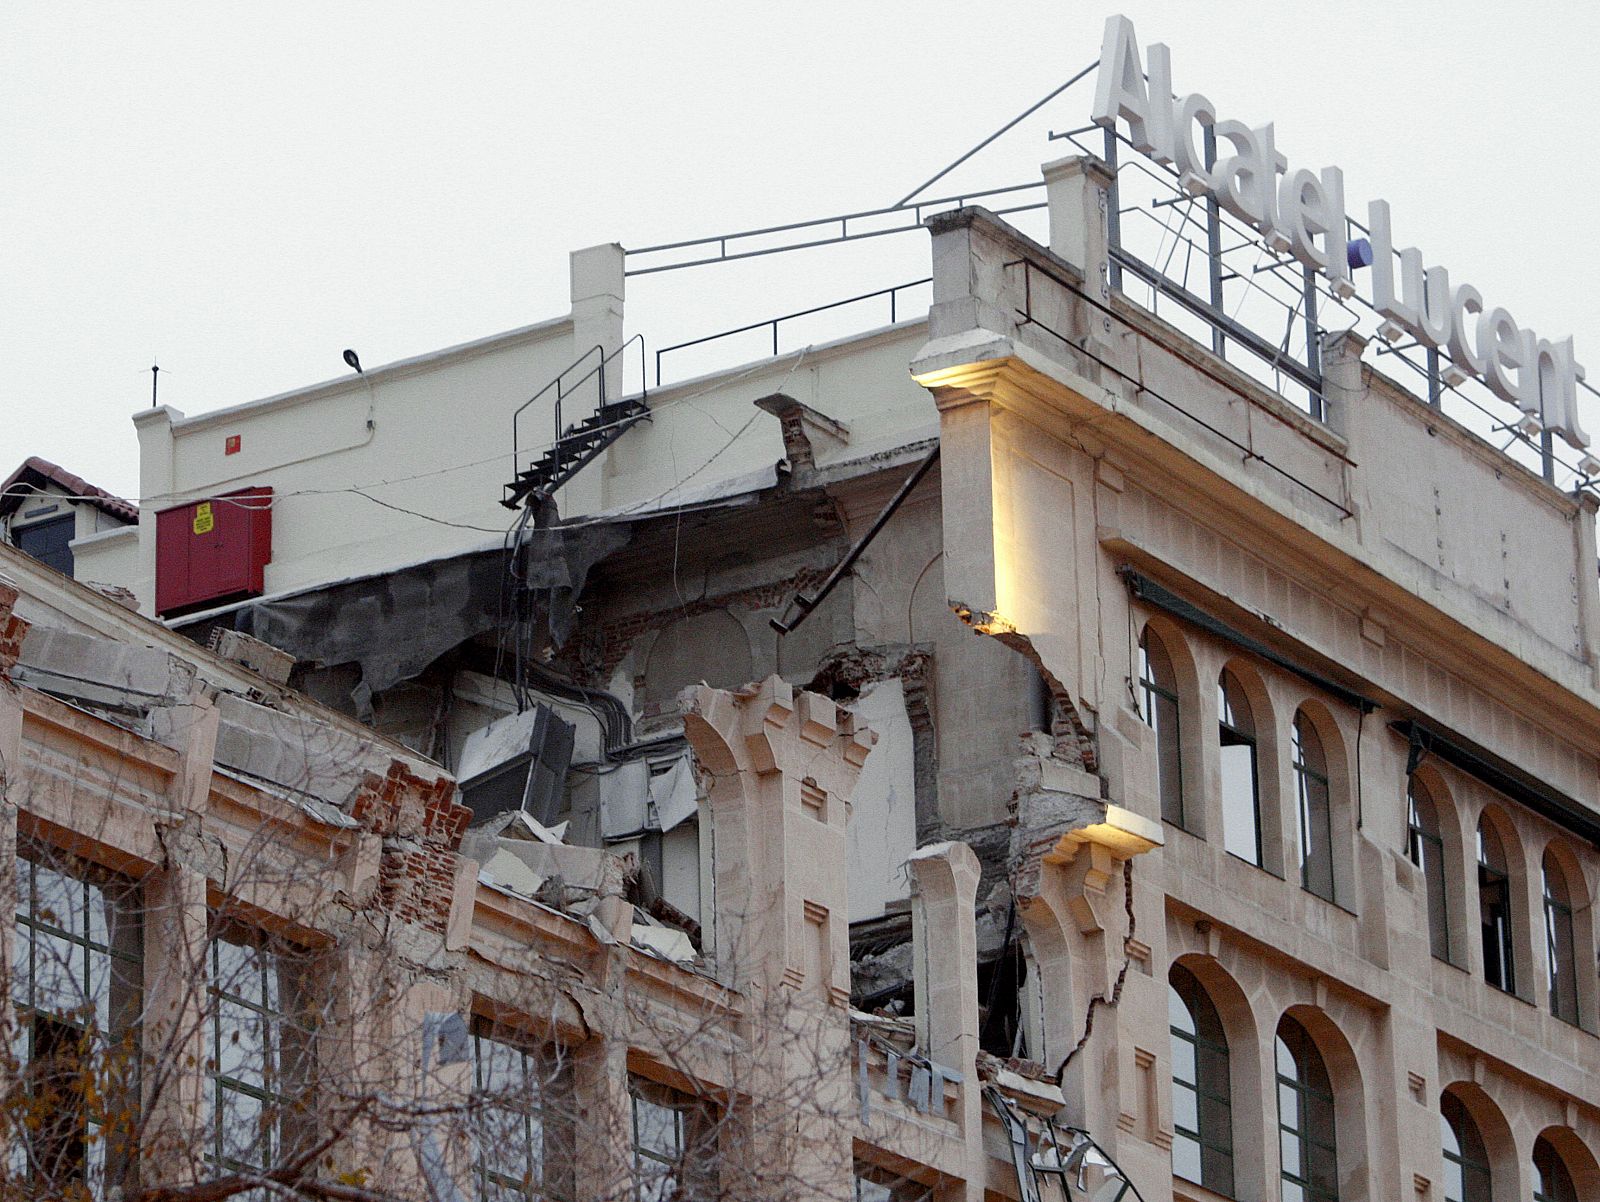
[{"left": 155, "top": 486, "right": 272, "bottom": 616}]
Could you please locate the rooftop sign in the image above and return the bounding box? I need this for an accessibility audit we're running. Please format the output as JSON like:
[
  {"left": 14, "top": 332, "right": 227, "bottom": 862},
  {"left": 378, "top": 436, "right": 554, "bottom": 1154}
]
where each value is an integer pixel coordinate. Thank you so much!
[{"left": 1091, "top": 14, "right": 1590, "bottom": 454}]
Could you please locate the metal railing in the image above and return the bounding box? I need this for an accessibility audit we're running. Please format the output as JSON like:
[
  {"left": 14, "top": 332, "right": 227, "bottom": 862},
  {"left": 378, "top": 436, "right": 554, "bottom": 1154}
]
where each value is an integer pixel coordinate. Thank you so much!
[
  {"left": 509, "top": 334, "right": 647, "bottom": 480},
  {"left": 653, "top": 278, "right": 930, "bottom": 387},
  {"left": 624, "top": 184, "right": 1044, "bottom": 277}
]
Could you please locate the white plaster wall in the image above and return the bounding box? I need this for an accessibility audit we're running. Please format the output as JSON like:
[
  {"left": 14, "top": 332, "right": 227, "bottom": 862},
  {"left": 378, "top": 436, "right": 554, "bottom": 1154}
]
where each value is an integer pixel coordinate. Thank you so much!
[
  {"left": 845, "top": 677, "right": 916, "bottom": 922},
  {"left": 599, "top": 323, "right": 937, "bottom": 515},
  {"left": 121, "top": 317, "right": 577, "bottom": 611}
]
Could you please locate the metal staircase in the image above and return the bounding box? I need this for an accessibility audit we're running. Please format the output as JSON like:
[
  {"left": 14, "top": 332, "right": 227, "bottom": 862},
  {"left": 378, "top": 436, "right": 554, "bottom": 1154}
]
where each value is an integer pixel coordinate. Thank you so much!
[{"left": 502, "top": 336, "right": 649, "bottom": 512}]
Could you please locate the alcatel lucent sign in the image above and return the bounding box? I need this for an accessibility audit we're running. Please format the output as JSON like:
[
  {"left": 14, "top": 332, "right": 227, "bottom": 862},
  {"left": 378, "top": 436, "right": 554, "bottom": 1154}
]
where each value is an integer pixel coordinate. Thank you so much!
[{"left": 1091, "top": 15, "right": 1591, "bottom": 455}]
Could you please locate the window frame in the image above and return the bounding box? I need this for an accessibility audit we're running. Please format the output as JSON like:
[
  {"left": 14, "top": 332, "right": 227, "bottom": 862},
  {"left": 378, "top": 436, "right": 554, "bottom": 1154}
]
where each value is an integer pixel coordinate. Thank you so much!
[
  {"left": 1218, "top": 669, "right": 1264, "bottom": 868},
  {"left": 204, "top": 925, "right": 318, "bottom": 1179},
  {"left": 1168, "top": 964, "right": 1235, "bottom": 1196},
  {"left": 1275, "top": 1017, "right": 1338, "bottom": 1202},
  {"left": 10, "top": 846, "right": 143, "bottom": 1191},
  {"left": 1532, "top": 1135, "right": 1578, "bottom": 1202},
  {"left": 629, "top": 1076, "right": 715, "bottom": 1202},
  {"left": 1475, "top": 820, "right": 1517, "bottom": 996},
  {"left": 1291, "top": 713, "right": 1336, "bottom": 903},
  {"left": 1541, "top": 851, "right": 1579, "bottom": 1026},
  {"left": 1406, "top": 781, "right": 1452, "bottom": 963},
  {"left": 1139, "top": 626, "right": 1186, "bottom": 829},
  {"left": 1440, "top": 1092, "right": 1491, "bottom": 1202},
  {"left": 471, "top": 1019, "right": 574, "bottom": 1202}
]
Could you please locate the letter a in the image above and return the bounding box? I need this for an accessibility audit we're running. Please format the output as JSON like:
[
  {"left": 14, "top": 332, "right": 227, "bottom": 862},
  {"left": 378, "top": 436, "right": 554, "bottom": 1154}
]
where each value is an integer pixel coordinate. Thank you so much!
[{"left": 1093, "top": 16, "right": 1158, "bottom": 154}]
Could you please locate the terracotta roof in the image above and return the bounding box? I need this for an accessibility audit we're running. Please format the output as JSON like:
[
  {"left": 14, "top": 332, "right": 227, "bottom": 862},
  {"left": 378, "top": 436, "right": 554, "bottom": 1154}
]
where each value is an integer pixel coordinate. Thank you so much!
[{"left": 0, "top": 457, "right": 138, "bottom": 524}]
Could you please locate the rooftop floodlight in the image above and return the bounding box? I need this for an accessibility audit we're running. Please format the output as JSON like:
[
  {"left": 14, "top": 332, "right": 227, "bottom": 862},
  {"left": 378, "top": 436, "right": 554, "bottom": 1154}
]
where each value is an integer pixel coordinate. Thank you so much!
[
  {"left": 1442, "top": 361, "right": 1471, "bottom": 387},
  {"left": 343, "top": 348, "right": 364, "bottom": 374},
  {"left": 1579, "top": 454, "right": 1600, "bottom": 477},
  {"left": 1179, "top": 170, "right": 1209, "bottom": 197},
  {"left": 1266, "top": 228, "right": 1292, "bottom": 254},
  {"left": 1347, "top": 237, "right": 1374, "bottom": 271},
  {"left": 1516, "top": 413, "right": 1543, "bottom": 438},
  {"left": 1330, "top": 276, "right": 1357, "bottom": 300},
  {"left": 1376, "top": 319, "right": 1406, "bottom": 344}
]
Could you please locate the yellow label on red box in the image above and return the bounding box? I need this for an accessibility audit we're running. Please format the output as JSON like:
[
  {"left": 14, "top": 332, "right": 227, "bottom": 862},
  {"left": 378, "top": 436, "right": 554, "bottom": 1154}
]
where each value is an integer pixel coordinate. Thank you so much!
[{"left": 192, "top": 502, "right": 214, "bottom": 536}]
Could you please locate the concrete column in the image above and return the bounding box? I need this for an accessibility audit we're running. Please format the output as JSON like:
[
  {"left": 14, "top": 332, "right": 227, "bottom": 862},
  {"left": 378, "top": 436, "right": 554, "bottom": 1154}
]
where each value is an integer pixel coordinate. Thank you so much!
[
  {"left": 1042, "top": 154, "right": 1115, "bottom": 342},
  {"left": 683, "top": 677, "right": 873, "bottom": 1202},
  {"left": 132, "top": 405, "right": 182, "bottom": 616},
  {"left": 572, "top": 1035, "right": 633, "bottom": 1202},
  {"left": 141, "top": 683, "right": 219, "bottom": 1184},
  {"left": 906, "top": 841, "right": 982, "bottom": 1201},
  {"left": 560, "top": 243, "right": 626, "bottom": 519},
  {"left": 1320, "top": 330, "right": 1368, "bottom": 439},
  {"left": 138, "top": 863, "right": 211, "bottom": 1183}
]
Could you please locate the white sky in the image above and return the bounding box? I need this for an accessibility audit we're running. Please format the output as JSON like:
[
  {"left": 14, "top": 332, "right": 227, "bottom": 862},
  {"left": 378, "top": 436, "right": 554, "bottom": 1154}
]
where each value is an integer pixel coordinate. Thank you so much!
[{"left": 6, "top": 1, "right": 1599, "bottom": 499}]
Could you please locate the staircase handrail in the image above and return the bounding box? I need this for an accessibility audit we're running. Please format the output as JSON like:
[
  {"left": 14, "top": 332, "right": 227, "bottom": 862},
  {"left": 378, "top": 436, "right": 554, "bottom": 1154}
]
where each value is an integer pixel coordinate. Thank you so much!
[{"left": 510, "top": 334, "right": 648, "bottom": 481}]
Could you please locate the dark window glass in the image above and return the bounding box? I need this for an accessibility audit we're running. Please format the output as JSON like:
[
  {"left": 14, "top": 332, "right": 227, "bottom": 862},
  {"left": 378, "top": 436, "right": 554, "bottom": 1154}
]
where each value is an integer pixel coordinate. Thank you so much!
[
  {"left": 1542, "top": 852, "right": 1579, "bottom": 1026},
  {"left": 14, "top": 513, "right": 75, "bottom": 577},
  {"left": 1139, "top": 628, "right": 1185, "bottom": 828},
  {"left": 1276, "top": 1016, "right": 1337, "bottom": 1202},
  {"left": 10, "top": 851, "right": 143, "bottom": 1193},
  {"left": 1292, "top": 714, "right": 1335, "bottom": 902},
  {"left": 1218, "top": 670, "right": 1263, "bottom": 866},
  {"left": 1407, "top": 784, "right": 1451, "bottom": 962},
  {"left": 1477, "top": 821, "right": 1516, "bottom": 995},
  {"left": 1440, "top": 1092, "right": 1491, "bottom": 1202},
  {"left": 1532, "top": 1136, "right": 1577, "bottom": 1202},
  {"left": 1168, "top": 964, "right": 1234, "bottom": 1195},
  {"left": 473, "top": 1023, "right": 574, "bottom": 1201}
]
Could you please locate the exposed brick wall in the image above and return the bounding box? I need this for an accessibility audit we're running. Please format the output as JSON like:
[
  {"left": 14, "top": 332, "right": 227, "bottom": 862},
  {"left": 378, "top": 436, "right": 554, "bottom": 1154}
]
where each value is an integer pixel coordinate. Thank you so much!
[
  {"left": 0, "top": 582, "right": 28, "bottom": 678},
  {"left": 348, "top": 761, "right": 471, "bottom": 935}
]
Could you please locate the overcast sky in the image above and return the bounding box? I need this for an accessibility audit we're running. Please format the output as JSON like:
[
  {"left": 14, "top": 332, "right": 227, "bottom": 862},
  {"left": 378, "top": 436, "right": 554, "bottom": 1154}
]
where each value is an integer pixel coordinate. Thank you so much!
[{"left": 7, "top": 1, "right": 1599, "bottom": 499}]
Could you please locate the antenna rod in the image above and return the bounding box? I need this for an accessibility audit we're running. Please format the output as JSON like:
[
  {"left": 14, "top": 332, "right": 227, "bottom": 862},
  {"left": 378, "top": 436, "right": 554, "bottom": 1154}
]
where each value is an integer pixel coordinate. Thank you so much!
[{"left": 150, "top": 363, "right": 160, "bottom": 408}]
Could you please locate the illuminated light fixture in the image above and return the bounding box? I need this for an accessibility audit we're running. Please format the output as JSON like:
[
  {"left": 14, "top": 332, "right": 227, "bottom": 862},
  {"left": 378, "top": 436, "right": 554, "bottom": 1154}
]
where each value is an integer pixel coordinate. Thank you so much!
[
  {"left": 1376, "top": 319, "right": 1406, "bottom": 344},
  {"left": 1578, "top": 454, "right": 1600, "bottom": 477},
  {"left": 1346, "top": 237, "right": 1374, "bottom": 271},
  {"left": 1441, "top": 362, "right": 1470, "bottom": 387},
  {"left": 1516, "top": 413, "right": 1543, "bottom": 438},
  {"left": 1178, "top": 170, "right": 1209, "bottom": 197}
]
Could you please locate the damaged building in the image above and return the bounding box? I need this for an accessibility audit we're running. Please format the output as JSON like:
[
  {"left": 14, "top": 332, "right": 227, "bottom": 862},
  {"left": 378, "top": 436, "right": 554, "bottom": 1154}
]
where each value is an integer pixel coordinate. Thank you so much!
[{"left": 17, "top": 15, "right": 1600, "bottom": 1201}]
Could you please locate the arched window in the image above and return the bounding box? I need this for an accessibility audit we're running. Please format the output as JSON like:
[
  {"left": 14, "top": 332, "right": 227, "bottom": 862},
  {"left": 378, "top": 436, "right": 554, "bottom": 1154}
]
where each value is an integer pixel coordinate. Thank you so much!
[
  {"left": 1138, "top": 627, "right": 1185, "bottom": 828},
  {"left": 1440, "top": 1092, "right": 1490, "bottom": 1202},
  {"left": 1292, "top": 712, "right": 1335, "bottom": 902},
  {"left": 1476, "top": 818, "right": 1515, "bottom": 994},
  {"left": 1542, "top": 850, "right": 1578, "bottom": 1025},
  {"left": 1532, "top": 1135, "right": 1577, "bottom": 1202},
  {"left": 1276, "top": 1016, "right": 1338, "bottom": 1202},
  {"left": 1218, "top": 669, "right": 1262, "bottom": 866},
  {"left": 1407, "top": 781, "right": 1451, "bottom": 962},
  {"left": 1168, "top": 965, "right": 1233, "bottom": 1195}
]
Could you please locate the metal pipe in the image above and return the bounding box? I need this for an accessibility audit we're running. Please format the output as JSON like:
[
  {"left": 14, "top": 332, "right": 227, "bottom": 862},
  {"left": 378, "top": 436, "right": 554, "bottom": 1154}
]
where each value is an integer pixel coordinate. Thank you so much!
[{"left": 771, "top": 445, "right": 941, "bottom": 635}]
